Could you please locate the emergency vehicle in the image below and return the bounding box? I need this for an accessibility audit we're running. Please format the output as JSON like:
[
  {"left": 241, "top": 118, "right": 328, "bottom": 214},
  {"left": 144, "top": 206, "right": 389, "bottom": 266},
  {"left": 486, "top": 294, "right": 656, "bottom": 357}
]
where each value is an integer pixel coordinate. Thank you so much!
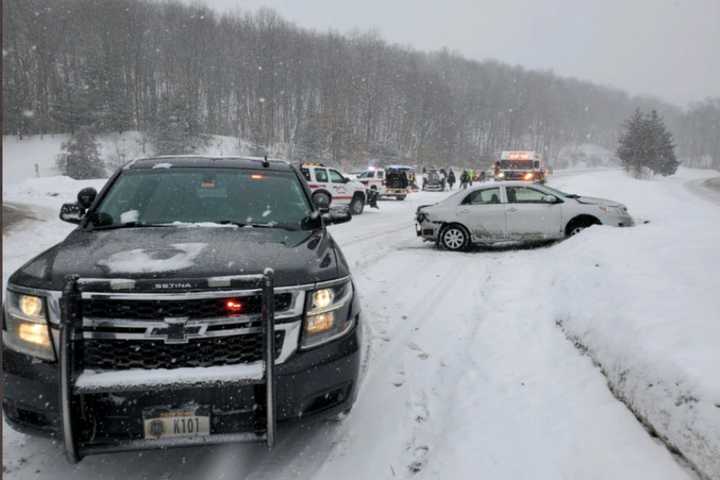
[
  {"left": 494, "top": 151, "right": 547, "bottom": 182},
  {"left": 356, "top": 166, "right": 411, "bottom": 200},
  {"left": 300, "top": 163, "right": 374, "bottom": 214}
]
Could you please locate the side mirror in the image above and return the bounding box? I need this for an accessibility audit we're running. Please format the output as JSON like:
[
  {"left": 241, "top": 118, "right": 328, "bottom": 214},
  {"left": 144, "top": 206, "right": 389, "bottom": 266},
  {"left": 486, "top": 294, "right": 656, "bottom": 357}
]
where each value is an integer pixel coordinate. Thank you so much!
[
  {"left": 342, "top": 176, "right": 350, "bottom": 183},
  {"left": 542, "top": 195, "right": 557, "bottom": 204},
  {"left": 323, "top": 207, "right": 352, "bottom": 225},
  {"left": 77, "top": 187, "right": 98, "bottom": 209},
  {"left": 313, "top": 193, "right": 331, "bottom": 212},
  {"left": 59, "top": 203, "right": 84, "bottom": 224}
]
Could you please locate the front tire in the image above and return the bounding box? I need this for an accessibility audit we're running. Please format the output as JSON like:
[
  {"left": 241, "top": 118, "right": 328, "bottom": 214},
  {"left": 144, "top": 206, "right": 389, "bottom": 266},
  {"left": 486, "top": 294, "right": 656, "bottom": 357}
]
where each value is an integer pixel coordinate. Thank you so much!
[
  {"left": 565, "top": 217, "right": 599, "bottom": 237},
  {"left": 440, "top": 224, "right": 470, "bottom": 251}
]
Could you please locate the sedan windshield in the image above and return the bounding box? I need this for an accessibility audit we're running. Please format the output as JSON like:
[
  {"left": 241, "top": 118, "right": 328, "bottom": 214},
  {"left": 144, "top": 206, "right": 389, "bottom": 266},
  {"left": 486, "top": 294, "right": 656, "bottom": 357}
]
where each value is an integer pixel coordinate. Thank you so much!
[{"left": 91, "top": 168, "right": 311, "bottom": 229}]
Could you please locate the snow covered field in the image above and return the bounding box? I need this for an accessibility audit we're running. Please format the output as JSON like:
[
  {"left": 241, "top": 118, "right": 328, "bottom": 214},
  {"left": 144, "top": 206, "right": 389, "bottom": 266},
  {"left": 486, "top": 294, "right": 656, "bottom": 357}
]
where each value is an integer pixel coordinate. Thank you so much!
[{"left": 3, "top": 165, "right": 719, "bottom": 479}]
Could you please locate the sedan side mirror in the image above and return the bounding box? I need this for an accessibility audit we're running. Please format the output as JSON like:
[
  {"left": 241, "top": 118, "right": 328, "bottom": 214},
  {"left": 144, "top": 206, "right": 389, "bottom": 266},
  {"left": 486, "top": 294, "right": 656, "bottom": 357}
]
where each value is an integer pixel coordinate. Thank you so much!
[
  {"left": 59, "top": 203, "right": 84, "bottom": 224},
  {"left": 542, "top": 195, "right": 557, "bottom": 204}
]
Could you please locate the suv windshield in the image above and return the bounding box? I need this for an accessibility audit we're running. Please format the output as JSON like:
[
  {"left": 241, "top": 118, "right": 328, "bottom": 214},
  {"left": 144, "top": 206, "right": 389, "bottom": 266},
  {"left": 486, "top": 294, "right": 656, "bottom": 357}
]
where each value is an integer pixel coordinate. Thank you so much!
[{"left": 92, "top": 168, "right": 311, "bottom": 229}]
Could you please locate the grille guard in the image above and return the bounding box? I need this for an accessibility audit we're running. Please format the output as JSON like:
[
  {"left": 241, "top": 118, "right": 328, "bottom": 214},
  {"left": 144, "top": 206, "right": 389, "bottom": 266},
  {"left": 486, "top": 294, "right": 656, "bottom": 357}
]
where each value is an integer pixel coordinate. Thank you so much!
[{"left": 58, "top": 271, "right": 278, "bottom": 462}]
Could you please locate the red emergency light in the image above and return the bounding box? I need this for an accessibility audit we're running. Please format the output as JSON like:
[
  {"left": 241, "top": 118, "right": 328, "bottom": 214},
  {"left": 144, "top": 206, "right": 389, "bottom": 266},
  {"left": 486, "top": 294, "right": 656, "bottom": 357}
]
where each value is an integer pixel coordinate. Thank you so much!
[{"left": 224, "top": 299, "right": 244, "bottom": 314}]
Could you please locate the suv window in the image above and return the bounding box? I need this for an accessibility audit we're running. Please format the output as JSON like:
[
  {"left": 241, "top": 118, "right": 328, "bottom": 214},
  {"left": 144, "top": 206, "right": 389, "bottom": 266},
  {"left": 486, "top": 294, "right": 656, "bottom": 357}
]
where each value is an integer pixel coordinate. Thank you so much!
[
  {"left": 329, "top": 169, "right": 345, "bottom": 183},
  {"left": 314, "top": 168, "right": 328, "bottom": 183},
  {"left": 506, "top": 186, "right": 546, "bottom": 203},
  {"left": 93, "top": 168, "right": 312, "bottom": 229},
  {"left": 462, "top": 188, "right": 502, "bottom": 205},
  {"left": 300, "top": 168, "right": 311, "bottom": 181}
]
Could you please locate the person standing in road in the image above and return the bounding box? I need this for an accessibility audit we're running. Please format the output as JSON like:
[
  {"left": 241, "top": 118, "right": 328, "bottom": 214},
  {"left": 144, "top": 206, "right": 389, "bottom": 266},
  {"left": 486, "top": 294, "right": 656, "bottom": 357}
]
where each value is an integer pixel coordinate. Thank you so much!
[
  {"left": 460, "top": 170, "right": 469, "bottom": 189},
  {"left": 447, "top": 170, "right": 456, "bottom": 190},
  {"left": 468, "top": 168, "right": 474, "bottom": 187}
]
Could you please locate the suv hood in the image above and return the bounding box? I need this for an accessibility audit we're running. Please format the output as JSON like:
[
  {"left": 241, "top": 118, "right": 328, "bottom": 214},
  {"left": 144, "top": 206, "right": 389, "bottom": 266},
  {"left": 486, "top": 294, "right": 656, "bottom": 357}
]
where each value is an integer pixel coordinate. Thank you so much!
[{"left": 10, "top": 226, "right": 345, "bottom": 291}]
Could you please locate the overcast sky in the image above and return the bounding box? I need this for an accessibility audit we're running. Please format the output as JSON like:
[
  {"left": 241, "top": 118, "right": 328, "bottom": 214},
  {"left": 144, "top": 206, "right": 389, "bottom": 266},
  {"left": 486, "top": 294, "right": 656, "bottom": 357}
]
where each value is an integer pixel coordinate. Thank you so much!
[{"left": 195, "top": 0, "right": 719, "bottom": 107}]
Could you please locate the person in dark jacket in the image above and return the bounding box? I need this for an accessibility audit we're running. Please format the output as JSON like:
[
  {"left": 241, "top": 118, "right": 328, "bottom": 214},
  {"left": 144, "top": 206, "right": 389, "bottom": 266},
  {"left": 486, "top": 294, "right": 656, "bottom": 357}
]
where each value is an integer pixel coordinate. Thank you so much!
[{"left": 447, "top": 170, "right": 456, "bottom": 190}]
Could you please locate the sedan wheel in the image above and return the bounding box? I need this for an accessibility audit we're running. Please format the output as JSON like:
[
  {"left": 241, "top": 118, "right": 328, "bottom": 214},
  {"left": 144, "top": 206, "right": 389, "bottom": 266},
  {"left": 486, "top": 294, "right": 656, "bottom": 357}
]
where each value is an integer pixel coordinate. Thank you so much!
[
  {"left": 441, "top": 225, "right": 468, "bottom": 251},
  {"left": 569, "top": 225, "right": 585, "bottom": 236}
]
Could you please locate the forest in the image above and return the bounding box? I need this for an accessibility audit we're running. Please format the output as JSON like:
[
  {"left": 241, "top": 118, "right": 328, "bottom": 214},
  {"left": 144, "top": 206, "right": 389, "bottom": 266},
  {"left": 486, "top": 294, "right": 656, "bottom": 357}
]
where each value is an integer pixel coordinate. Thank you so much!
[{"left": 3, "top": 0, "right": 719, "bottom": 169}]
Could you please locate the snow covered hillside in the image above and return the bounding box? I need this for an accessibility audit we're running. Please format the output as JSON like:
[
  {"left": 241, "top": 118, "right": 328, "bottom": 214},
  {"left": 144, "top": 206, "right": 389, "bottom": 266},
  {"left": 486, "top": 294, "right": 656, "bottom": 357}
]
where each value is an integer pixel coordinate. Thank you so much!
[
  {"left": 2, "top": 133, "right": 253, "bottom": 186},
  {"left": 3, "top": 167, "right": 719, "bottom": 479}
]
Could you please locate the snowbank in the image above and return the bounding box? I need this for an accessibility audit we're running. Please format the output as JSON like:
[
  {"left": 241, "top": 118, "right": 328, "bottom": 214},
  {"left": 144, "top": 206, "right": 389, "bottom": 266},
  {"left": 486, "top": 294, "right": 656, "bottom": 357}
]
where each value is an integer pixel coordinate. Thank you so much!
[{"left": 548, "top": 168, "right": 720, "bottom": 478}]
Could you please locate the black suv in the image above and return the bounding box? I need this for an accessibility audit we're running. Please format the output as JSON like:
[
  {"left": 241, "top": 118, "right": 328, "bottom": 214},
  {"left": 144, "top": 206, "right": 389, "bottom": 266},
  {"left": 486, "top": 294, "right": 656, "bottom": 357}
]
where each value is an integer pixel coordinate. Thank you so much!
[{"left": 2, "top": 156, "right": 362, "bottom": 461}]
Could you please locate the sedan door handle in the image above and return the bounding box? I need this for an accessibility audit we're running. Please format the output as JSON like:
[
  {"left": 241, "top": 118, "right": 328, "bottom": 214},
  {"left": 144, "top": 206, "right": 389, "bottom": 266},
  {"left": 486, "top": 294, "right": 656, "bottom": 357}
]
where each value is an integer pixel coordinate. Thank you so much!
[
  {"left": 458, "top": 209, "right": 470, "bottom": 215},
  {"left": 507, "top": 207, "right": 518, "bottom": 213}
]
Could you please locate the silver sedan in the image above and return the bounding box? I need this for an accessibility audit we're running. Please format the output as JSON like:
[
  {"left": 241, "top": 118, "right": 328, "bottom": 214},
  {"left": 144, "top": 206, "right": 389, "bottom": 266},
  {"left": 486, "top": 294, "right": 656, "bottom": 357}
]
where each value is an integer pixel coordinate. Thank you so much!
[{"left": 415, "top": 181, "right": 634, "bottom": 250}]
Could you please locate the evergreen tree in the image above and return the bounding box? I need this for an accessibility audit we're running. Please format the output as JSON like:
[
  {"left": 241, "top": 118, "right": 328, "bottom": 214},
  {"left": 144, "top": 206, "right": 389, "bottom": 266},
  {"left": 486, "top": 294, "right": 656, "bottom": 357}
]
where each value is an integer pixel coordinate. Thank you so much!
[
  {"left": 617, "top": 109, "right": 679, "bottom": 177},
  {"left": 617, "top": 109, "right": 647, "bottom": 176},
  {"left": 56, "top": 127, "right": 105, "bottom": 179},
  {"left": 647, "top": 110, "right": 679, "bottom": 176}
]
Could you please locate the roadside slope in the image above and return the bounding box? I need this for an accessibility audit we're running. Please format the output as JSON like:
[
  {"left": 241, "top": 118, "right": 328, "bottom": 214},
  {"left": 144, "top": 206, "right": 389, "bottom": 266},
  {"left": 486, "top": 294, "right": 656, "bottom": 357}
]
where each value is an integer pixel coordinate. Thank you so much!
[{"left": 548, "top": 168, "right": 720, "bottom": 479}]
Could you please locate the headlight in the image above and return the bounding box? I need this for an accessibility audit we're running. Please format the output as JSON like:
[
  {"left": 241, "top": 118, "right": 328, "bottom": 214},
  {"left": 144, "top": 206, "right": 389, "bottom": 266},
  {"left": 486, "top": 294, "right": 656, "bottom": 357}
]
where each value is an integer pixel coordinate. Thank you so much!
[
  {"left": 3, "top": 291, "right": 55, "bottom": 360},
  {"left": 598, "top": 205, "right": 624, "bottom": 214},
  {"left": 301, "top": 281, "right": 355, "bottom": 349},
  {"left": 497, "top": 172, "right": 505, "bottom": 179},
  {"left": 524, "top": 172, "right": 534, "bottom": 180}
]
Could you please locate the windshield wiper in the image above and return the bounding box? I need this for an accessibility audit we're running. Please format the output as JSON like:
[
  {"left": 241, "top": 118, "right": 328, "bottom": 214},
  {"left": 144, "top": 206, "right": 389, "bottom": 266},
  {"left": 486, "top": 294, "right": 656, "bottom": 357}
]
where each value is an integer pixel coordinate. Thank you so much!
[
  {"left": 565, "top": 194, "right": 580, "bottom": 199},
  {"left": 89, "top": 222, "right": 173, "bottom": 231},
  {"left": 215, "top": 220, "right": 298, "bottom": 231}
]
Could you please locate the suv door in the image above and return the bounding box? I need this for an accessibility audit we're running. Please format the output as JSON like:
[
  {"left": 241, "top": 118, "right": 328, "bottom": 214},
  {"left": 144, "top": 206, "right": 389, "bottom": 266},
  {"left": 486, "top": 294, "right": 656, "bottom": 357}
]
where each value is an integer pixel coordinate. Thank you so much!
[
  {"left": 328, "top": 169, "right": 351, "bottom": 204},
  {"left": 505, "top": 186, "right": 563, "bottom": 240},
  {"left": 457, "top": 187, "right": 506, "bottom": 242}
]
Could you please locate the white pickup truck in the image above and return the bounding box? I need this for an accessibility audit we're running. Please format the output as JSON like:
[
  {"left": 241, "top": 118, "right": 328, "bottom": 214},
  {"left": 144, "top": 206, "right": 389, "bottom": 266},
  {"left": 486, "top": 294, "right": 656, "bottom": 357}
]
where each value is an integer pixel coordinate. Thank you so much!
[{"left": 300, "top": 163, "right": 375, "bottom": 214}]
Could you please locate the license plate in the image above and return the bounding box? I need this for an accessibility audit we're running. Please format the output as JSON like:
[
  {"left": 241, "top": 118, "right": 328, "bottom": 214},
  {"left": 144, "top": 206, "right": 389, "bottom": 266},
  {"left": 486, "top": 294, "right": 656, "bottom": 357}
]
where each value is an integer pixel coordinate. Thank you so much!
[{"left": 143, "top": 410, "right": 210, "bottom": 439}]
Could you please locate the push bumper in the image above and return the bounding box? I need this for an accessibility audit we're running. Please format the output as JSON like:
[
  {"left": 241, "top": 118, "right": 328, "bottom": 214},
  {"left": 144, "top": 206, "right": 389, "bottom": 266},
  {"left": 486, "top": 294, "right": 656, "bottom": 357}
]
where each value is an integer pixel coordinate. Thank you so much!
[{"left": 2, "top": 322, "right": 361, "bottom": 447}]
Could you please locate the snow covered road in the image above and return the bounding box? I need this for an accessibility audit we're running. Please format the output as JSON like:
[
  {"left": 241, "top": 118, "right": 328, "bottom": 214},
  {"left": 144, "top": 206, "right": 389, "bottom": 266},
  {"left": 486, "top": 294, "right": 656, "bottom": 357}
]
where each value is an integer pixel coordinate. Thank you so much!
[{"left": 3, "top": 169, "right": 716, "bottom": 479}]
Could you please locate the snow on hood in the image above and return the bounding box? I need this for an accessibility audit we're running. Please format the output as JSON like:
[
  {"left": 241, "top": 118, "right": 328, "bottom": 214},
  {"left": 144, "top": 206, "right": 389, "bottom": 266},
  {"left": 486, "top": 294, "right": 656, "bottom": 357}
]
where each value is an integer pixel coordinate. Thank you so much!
[
  {"left": 96, "top": 242, "right": 206, "bottom": 274},
  {"left": 575, "top": 196, "right": 623, "bottom": 207}
]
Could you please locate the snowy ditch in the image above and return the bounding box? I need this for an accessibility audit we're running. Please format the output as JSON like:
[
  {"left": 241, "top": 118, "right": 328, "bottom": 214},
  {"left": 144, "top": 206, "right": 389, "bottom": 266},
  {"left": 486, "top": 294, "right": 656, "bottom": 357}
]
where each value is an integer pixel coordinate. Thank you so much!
[
  {"left": 554, "top": 318, "right": 712, "bottom": 480},
  {"left": 544, "top": 171, "right": 720, "bottom": 480}
]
